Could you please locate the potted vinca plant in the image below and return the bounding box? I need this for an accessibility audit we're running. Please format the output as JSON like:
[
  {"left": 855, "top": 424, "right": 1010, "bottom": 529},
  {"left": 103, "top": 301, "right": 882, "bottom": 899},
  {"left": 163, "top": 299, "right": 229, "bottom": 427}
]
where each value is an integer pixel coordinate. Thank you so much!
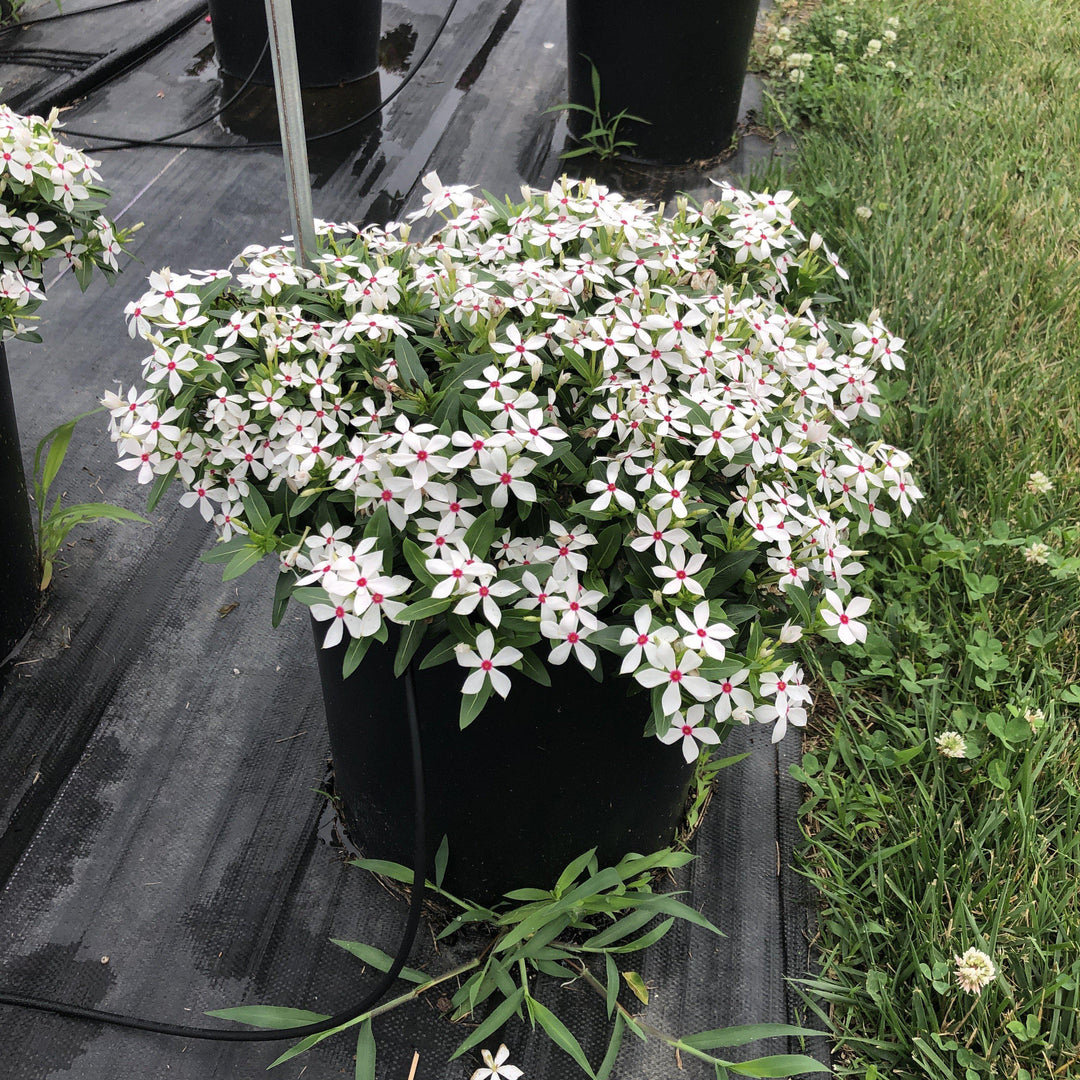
[
  {"left": 0, "top": 103, "right": 131, "bottom": 661},
  {"left": 106, "top": 173, "right": 920, "bottom": 898}
]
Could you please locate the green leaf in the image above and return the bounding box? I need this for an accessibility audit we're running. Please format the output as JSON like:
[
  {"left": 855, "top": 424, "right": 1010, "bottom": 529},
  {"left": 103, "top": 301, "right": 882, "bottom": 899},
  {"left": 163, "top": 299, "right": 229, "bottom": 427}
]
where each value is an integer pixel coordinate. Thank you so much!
[
  {"left": 587, "top": 625, "right": 630, "bottom": 656},
  {"left": 363, "top": 505, "right": 392, "bottom": 552},
  {"left": 272, "top": 570, "right": 295, "bottom": 628},
  {"left": 682, "top": 1024, "right": 826, "bottom": 1050},
  {"left": 330, "top": 939, "right": 428, "bottom": 984},
  {"left": 460, "top": 683, "right": 493, "bottom": 729},
  {"left": 529, "top": 997, "right": 596, "bottom": 1078},
  {"left": 727, "top": 1054, "right": 831, "bottom": 1077},
  {"left": 289, "top": 488, "right": 321, "bottom": 518},
  {"left": 34, "top": 416, "right": 78, "bottom": 500},
  {"left": 268, "top": 1021, "right": 353, "bottom": 1068},
  {"left": 987, "top": 758, "right": 1011, "bottom": 791},
  {"left": 351, "top": 857, "right": 416, "bottom": 883},
  {"left": 434, "top": 834, "right": 449, "bottom": 888},
  {"left": 419, "top": 635, "right": 459, "bottom": 670},
  {"left": 596, "top": 1012, "right": 625, "bottom": 1080},
  {"left": 200, "top": 535, "right": 250, "bottom": 564},
  {"left": 517, "top": 647, "right": 551, "bottom": 687},
  {"left": 614, "top": 848, "right": 696, "bottom": 878},
  {"left": 597, "top": 918, "right": 674, "bottom": 955},
  {"left": 463, "top": 508, "right": 498, "bottom": 560},
  {"left": 355, "top": 1019, "right": 376, "bottom": 1080},
  {"left": 393, "top": 619, "right": 427, "bottom": 677},
  {"left": 782, "top": 585, "right": 815, "bottom": 627},
  {"left": 619, "top": 893, "right": 722, "bottom": 937},
  {"left": 503, "top": 887, "right": 552, "bottom": 901},
  {"left": 394, "top": 335, "right": 428, "bottom": 388},
  {"left": 604, "top": 953, "right": 619, "bottom": 1017},
  {"left": 342, "top": 634, "right": 374, "bottom": 679},
  {"left": 145, "top": 463, "right": 177, "bottom": 513},
  {"left": 584, "top": 908, "right": 658, "bottom": 949},
  {"left": 449, "top": 987, "right": 525, "bottom": 1060},
  {"left": 221, "top": 543, "right": 266, "bottom": 582},
  {"left": 705, "top": 549, "right": 760, "bottom": 596},
  {"left": 555, "top": 848, "right": 598, "bottom": 896},
  {"left": 44, "top": 502, "right": 148, "bottom": 528},
  {"left": 403, "top": 539, "right": 437, "bottom": 586},
  {"left": 621, "top": 971, "right": 649, "bottom": 1005},
  {"left": 204, "top": 1005, "right": 329, "bottom": 1029},
  {"left": 242, "top": 487, "right": 272, "bottom": 534},
  {"left": 397, "top": 594, "right": 453, "bottom": 622},
  {"left": 594, "top": 524, "right": 623, "bottom": 569}
]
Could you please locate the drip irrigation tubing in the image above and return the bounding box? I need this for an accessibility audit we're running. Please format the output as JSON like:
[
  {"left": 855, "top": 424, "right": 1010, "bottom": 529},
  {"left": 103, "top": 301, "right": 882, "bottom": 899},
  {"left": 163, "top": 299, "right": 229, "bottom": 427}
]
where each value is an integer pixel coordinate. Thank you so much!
[
  {"left": 0, "top": 668, "right": 429, "bottom": 1042},
  {"left": 59, "top": 0, "right": 460, "bottom": 152},
  {"left": 0, "top": 0, "right": 159, "bottom": 35}
]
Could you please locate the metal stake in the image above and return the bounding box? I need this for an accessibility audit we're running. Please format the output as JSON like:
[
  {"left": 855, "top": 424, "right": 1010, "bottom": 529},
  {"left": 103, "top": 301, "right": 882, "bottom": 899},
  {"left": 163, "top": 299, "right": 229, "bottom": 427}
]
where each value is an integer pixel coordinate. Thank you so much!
[{"left": 263, "top": 0, "right": 316, "bottom": 268}]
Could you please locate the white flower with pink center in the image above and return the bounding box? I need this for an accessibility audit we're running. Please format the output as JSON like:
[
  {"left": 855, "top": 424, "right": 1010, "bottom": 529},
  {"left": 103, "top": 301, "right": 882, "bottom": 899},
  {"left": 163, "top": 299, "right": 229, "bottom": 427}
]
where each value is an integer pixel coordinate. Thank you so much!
[
  {"left": 470, "top": 447, "right": 537, "bottom": 509},
  {"left": 675, "top": 602, "right": 736, "bottom": 660},
  {"left": 633, "top": 641, "right": 721, "bottom": 717},
  {"left": 654, "top": 545, "right": 708, "bottom": 597},
  {"left": 658, "top": 705, "right": 722, "bottom": 763},
  {"left": 455, "top": 630, "right": 522, "bottom": 699},
  {"left": 820, "top": 588, "right": 871, "bottom": 645},
  {"left": 541, "top": 613, "right": 599, "bottom": 670}
]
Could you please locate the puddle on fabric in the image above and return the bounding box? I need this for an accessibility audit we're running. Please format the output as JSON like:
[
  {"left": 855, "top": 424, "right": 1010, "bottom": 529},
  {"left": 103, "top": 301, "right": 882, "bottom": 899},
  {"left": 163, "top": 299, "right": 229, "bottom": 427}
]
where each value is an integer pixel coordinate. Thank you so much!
[
  {"left": 217, "top": 72, "right": 384, "bottom": 187},
  {"left": 379, "top": 21, "right": 417, "bottom": 75},
  {"left": 184, "top": 41, "right": 218, "bottom": 81}
]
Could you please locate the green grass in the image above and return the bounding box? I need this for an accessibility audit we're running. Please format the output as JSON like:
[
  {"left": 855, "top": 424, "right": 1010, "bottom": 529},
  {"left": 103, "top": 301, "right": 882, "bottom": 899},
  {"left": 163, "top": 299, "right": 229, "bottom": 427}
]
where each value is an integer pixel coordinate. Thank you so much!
[{"left": 749, "top": 0, "right": 1080, "bottom": 1074}]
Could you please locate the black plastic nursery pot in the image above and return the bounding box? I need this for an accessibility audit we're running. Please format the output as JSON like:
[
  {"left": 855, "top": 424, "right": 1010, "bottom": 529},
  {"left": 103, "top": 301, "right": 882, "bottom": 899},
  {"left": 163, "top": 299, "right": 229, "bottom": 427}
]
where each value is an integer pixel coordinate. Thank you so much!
[
  {"left": 207, "top": 0, "right": 382, "bottom": 88},
  {"left": 315, "top": 624, "right": 696, "bottom": 904},
  {"left": 0, "top": 342, "right": 39, "bottom": 662},
  {"left": 565, "top": 0, "right": 761, "bottom": 165}
]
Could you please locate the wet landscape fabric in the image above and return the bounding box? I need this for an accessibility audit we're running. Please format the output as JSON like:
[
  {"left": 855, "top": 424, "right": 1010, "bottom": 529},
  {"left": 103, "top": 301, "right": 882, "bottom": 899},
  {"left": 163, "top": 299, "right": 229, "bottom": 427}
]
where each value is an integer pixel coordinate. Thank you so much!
[{"left": 0, "top": 0, "right": 826, "bottom": 1075}]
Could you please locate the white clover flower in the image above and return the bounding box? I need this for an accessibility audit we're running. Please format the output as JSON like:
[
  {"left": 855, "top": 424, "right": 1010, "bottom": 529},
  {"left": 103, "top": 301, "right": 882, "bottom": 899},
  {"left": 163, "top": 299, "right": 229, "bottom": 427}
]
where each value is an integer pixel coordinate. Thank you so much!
[
  {"left": 865, "top": 38, "right": 883, "bottom": 57},
  {"left": 788, "top": 68, "right": 805, "bottom": 84},
  {"left": 1024, "top": 707, "right": 1045, "bottom": 732},
  {"left": 855, "top": 206, "right": 873, "bottom": 221},
  {"left": 935, "top": 731, "right": 967, "bottom": 758},
  {"left": 776, "top": 24, "right": 792, "bottom": 40},
  {"left": 886, "top": 16, "right": 901, "bottom": 28},
  {"left": 1023, "top": 542, "right": 1050, "bottom": 565},
  {"left": 834, "top": 62, "right": 849, "bottom": 75},
  {"left": 883, "top": 28, "right": 897, "bottom": 43},
  {"left": 768, "top": 43, "right": 785, "bottom": 58},
  {"left": 885, "top": 60, "right": 897, "bottom": 70},
  {"left": 1026, "top": 470, "right": 1054, "bottom": 494},
  {"left": 954, "top": 948, "right": 996, "bottom": 995}
]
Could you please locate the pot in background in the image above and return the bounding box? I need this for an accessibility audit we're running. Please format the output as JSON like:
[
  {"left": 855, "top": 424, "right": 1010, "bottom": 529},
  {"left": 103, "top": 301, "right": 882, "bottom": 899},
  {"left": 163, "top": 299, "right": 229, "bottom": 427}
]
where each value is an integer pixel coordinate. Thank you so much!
[
  {"left": 565, "top": 0, "right": 761, "bottom": 165},
  {"left": 208, "top": 0, "right": 383, "bottom": 88}
]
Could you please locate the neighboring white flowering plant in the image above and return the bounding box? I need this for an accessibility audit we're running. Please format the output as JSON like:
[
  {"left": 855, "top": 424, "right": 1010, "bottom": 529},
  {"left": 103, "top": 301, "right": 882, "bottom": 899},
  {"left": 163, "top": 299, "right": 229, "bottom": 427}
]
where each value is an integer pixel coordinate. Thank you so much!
[
  {"left": 0, "top": 104, "right": 130, "bottom": 340},
  {"left": 107, "top": 173, "right": 921, "bottom": 752}
]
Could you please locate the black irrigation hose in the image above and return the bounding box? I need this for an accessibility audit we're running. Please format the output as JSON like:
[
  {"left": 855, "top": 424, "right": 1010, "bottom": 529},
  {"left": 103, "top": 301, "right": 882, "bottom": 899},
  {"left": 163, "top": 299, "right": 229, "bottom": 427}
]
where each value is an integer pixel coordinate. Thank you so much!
[
  {"left": 65, "top": 0, "right": 460, "bottom": 152},
  {"left": 0, "top": 667, "right": 429, "bottom": 1042},
  {"left": 0, "top": 0, "right": 154, "bottom": 35}
]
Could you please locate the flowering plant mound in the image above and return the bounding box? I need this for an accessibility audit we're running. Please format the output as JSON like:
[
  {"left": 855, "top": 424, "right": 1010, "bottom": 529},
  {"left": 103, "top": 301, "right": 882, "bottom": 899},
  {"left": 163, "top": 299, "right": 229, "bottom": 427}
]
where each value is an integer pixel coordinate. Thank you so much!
[
  {"left": 107, "top": 173, "right": 921, "bottom": 751},
  {"left": 0, "top": 104, "right": 131, "bottom": 340}
]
